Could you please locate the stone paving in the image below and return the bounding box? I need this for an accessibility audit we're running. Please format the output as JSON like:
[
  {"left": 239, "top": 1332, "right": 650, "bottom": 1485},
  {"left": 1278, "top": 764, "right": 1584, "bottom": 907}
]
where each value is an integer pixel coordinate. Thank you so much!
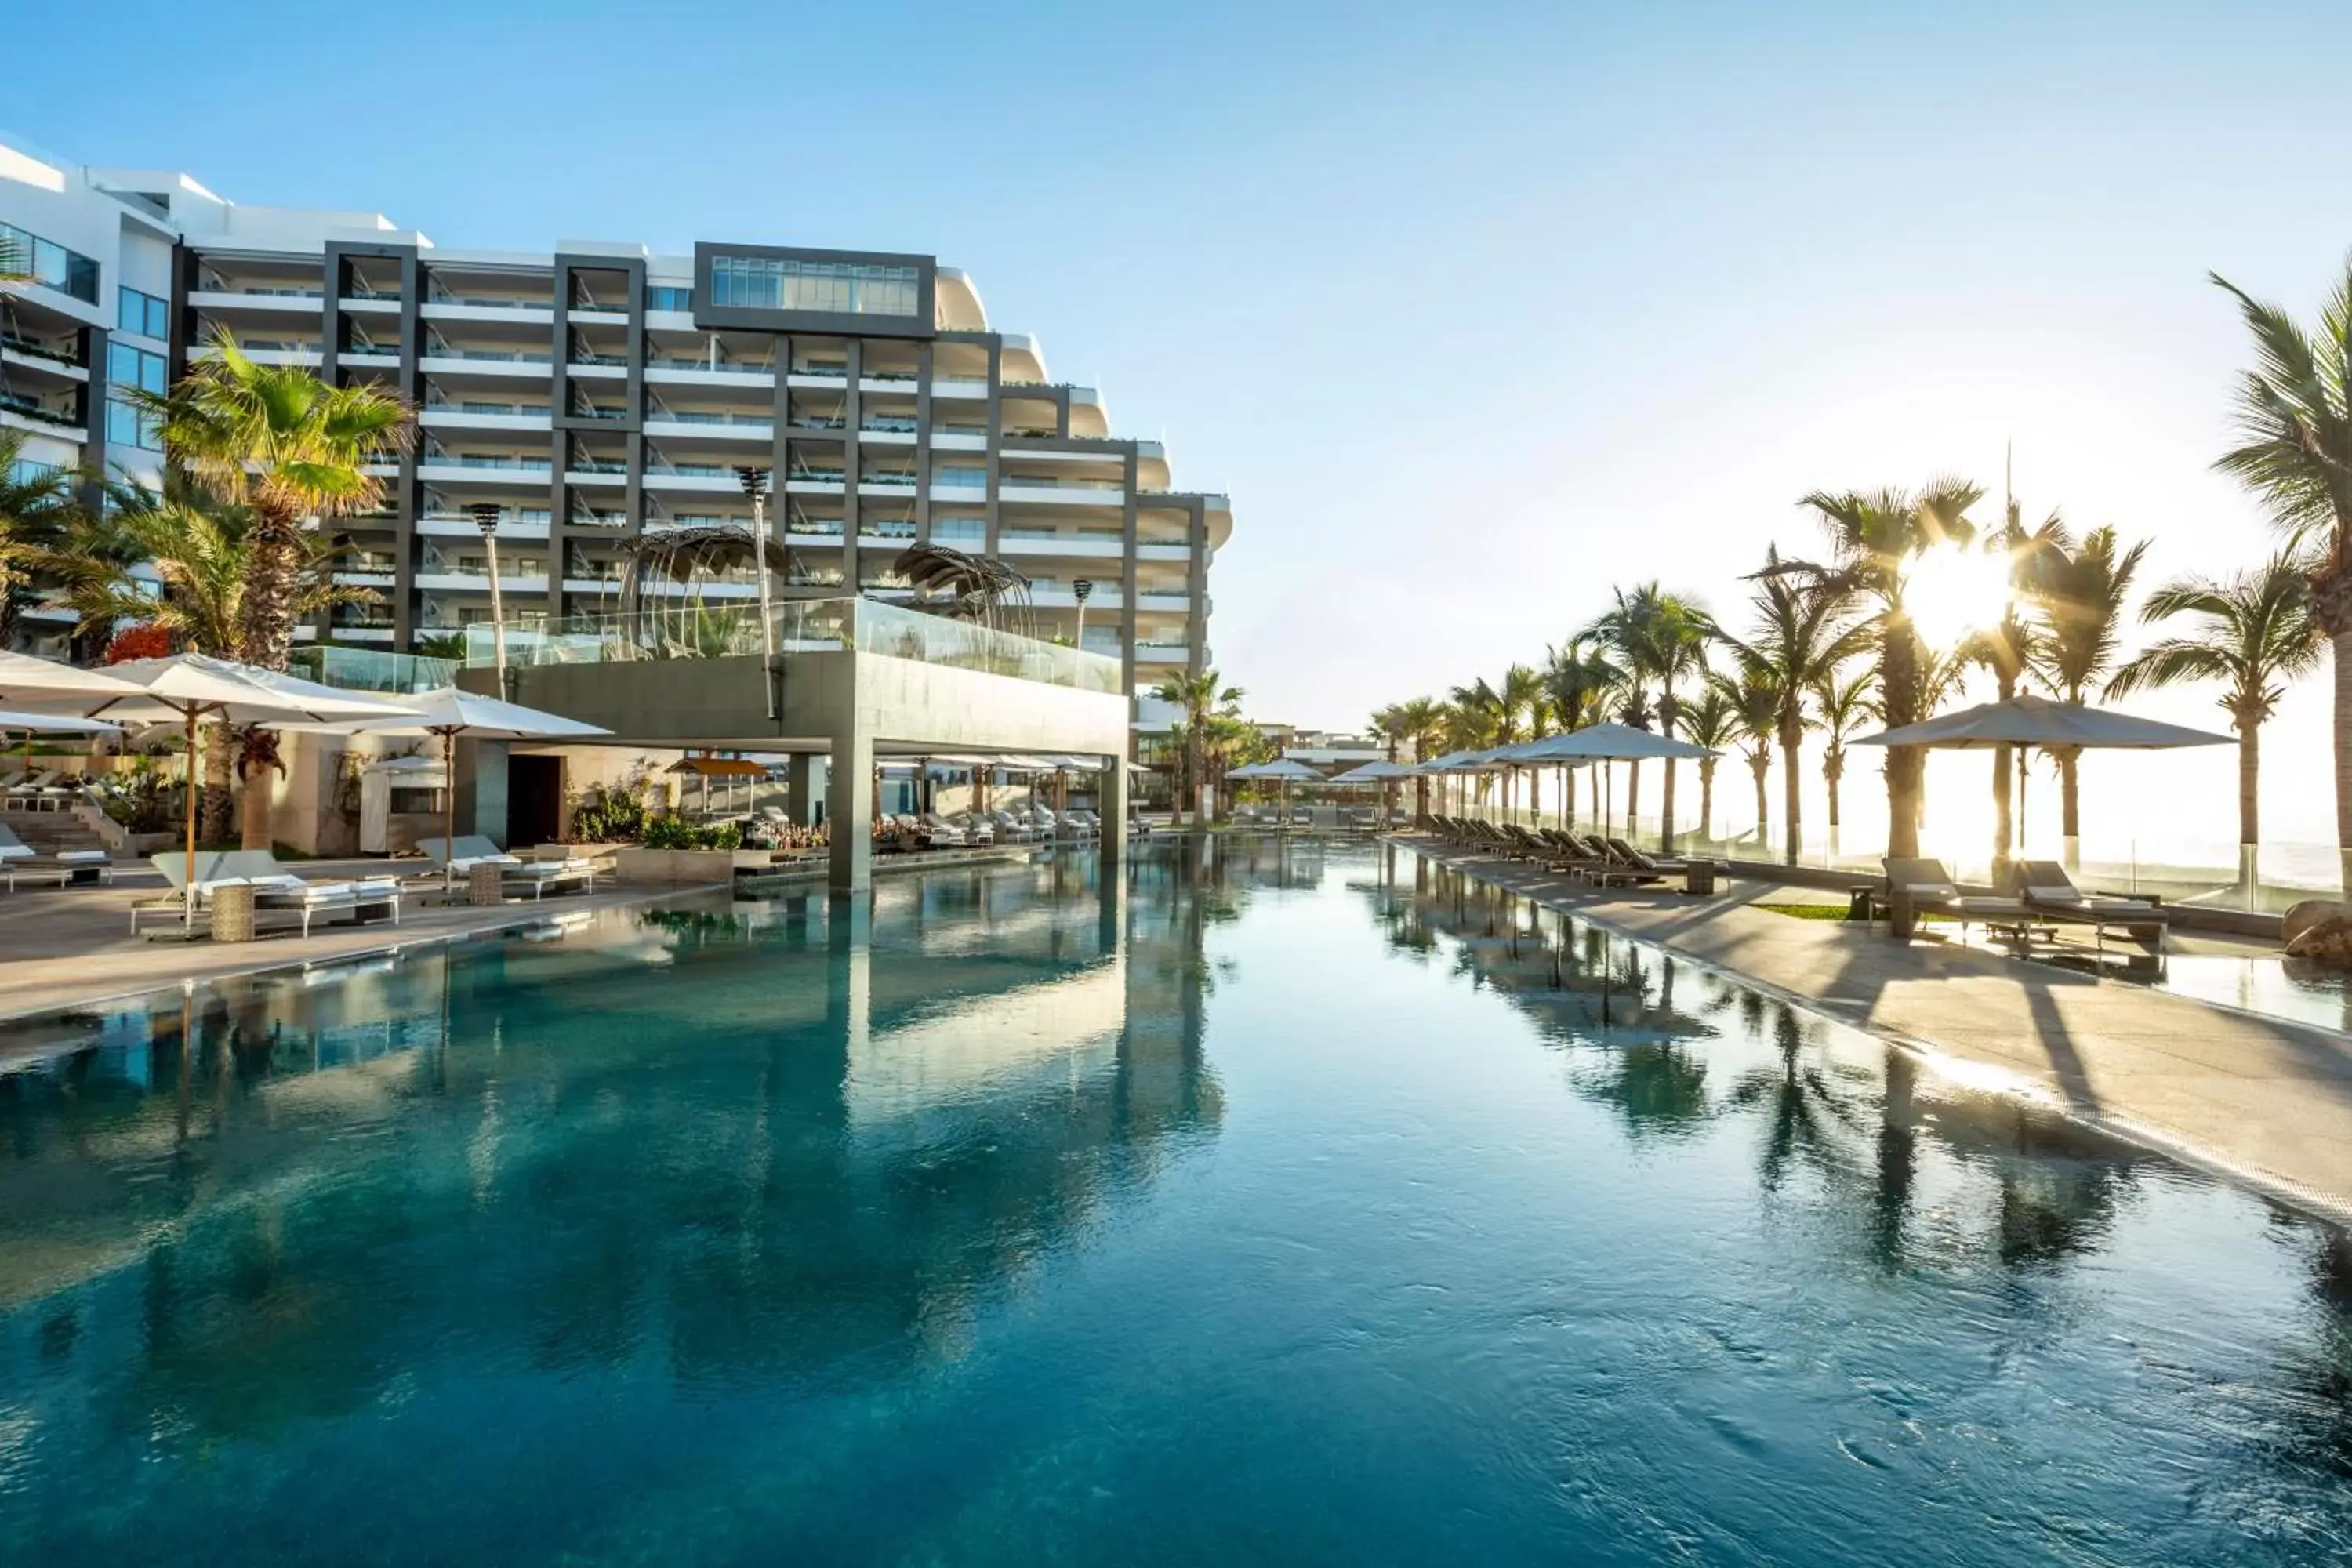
[{"left": 1402, "top": 838, "right": 2352, "bottom": 1220}]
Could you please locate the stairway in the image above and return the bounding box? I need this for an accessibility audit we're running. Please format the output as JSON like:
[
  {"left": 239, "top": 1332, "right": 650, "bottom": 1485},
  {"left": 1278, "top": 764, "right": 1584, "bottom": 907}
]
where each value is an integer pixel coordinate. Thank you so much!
[{"left": 1, "top": 806, "right": 112, "bottom": 857}]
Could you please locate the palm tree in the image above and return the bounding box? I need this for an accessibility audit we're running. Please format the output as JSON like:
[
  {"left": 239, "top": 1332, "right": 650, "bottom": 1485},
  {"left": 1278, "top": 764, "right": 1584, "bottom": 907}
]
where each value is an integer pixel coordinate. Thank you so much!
[
  {"left": 1968, "top": 499, "right": 2071, "bottom": 884},
  {"left": 0, "top": 430, "right": 79, "bottom": 644},
  {"left": 1780, "top": 479, "right": 1981, "bottom": 858},
  {"left": 1678, "top": 684, "right": 1736, "bottom": 844},
  {"left": 1543, "top": 637, "right": 1621, "bottom": 827},
  {"left": 1584, "top": 583, "right": 1710, "bottom": 847},
  {"left": 1811, "top": 668, "right": 1873, "bottom": 859},
  {"left": 2107, "top": 553, "right": 2321, "bottom": 892},
  {"left": 2210, "top": 262, "right": 2352, "bottom": 893},
  {"left": 1151, "top": 668, "right": 1243, "bottom": 826},
  {"left": 123, "top": 328, "right": 412, "bottom": 672},
  {"left": 1711, "top": 662, "right": 1780, "bottom": 852},
  {"left": 45, "top": 483, "right": 375, "bottom": 846},
  {"left": 1724, "top": 546, "right": 1867, "bottom": 865},
  {"left": 2038, "top": 524, "right": 2149, "bottom": 869},
  {"left": 1375, "top": 696, "right": 1445, "bottom": 823}
]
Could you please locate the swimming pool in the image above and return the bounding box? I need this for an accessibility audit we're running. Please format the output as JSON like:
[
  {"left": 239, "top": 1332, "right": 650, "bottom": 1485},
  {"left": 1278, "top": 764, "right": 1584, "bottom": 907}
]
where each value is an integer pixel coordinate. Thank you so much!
[{"left": 2, "top": 839, "right": 2348, "bottom": 1563}]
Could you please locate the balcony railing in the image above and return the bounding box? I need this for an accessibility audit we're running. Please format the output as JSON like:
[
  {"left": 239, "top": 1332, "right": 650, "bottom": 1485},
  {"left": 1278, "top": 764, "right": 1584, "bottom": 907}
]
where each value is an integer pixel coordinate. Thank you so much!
[
  {"left": 463, "top": 595, "right": 1123, "bottom": 695},
  {"left": 421, "top": 347, "right": 554, "bottom": 365},
  {"left": 0, "top": 393, "right": 80, "bottom": 428},
  {"left": 0, "top": 334, "right": 81, "bottom": 368}
]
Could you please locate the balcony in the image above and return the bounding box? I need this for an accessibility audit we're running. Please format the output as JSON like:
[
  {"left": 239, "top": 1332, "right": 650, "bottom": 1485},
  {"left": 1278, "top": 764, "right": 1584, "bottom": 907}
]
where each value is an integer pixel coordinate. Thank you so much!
[
  {"left": 0, "top": 392, "right": 83, "bottom": 433},
  {"left": 0, "top": 333, "right": 85, "bottom": 379}
]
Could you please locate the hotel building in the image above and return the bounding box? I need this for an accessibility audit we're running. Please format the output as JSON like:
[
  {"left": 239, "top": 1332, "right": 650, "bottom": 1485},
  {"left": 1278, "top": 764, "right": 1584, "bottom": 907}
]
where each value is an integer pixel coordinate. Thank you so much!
[{"left": 0, "top": 132, "right": 1229, "bottom": 740}]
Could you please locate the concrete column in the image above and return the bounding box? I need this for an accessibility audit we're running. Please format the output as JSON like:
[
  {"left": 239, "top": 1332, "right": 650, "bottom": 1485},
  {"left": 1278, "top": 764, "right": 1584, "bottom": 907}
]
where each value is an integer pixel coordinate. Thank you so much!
[
  {"left": 1101, "top": 755, "right": 1130, "bottom": 869},
  {"left": 784, "top": 753, "right": 818, "bottom": 826},
  {"left": 455, "top": 737, "right": 510, "bottom": 848},
  {"left": 828, "top": 711, "right": 873, "bottom": 893}
]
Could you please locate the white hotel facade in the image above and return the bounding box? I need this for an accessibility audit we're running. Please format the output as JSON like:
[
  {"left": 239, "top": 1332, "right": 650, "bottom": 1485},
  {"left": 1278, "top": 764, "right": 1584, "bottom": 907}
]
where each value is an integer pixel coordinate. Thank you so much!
[{"left": 0, "top": 132, "right": 1229, "bottom": 739}]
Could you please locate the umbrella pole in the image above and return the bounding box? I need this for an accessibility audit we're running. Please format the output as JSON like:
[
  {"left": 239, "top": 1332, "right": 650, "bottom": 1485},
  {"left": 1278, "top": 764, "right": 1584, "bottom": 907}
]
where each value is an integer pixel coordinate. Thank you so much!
[
  {"left": 183, "top": 709, "right": 199, "bottom": 932},
  {"left": 443, "top": 727, "right": 459, "bottom": 896}
]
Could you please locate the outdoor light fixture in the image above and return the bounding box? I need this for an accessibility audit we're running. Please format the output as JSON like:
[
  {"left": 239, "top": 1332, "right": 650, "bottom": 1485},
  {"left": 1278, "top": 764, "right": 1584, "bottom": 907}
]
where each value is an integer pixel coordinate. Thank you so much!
[
  {"left": 466, "top": 503, "right": 508, "bottom": 681},
  {"left": 735, "top": 466, "right": 778, "bottom": 718},
  {"left": 1073, "top": 578, "right": 1094, "bottom": 650}
]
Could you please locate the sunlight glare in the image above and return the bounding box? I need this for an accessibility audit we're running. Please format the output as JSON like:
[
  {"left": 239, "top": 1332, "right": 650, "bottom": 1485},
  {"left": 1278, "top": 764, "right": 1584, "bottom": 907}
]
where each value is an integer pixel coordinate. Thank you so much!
[{"left": 1904, "top": 546, "right": 2013, "bottom": 655}]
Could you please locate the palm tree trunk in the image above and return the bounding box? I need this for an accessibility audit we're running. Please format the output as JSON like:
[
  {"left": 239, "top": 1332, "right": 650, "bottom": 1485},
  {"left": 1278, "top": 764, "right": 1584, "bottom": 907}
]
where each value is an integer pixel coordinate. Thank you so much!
[
  {"left": 2238, "top": 715, "right": 2260, "bottom": 894},
  {"left": 2336, "top": 624, "right": 2352, "bottom": 896},
  {"left": 1697, "top": 758, "right": 1715, "bottom": 843},
  {"left": 1658, "top": 688, "right": 1679, "bottom": 853},
  {"left": 1750, "top": 757, "right": 1769, "bottom": 848},
  {"left": 1883, "top": 627, "right": 1922, "bottom": 858},
  {"left": 1780, "top": 719, "right": 1802, "bottom": 866},
  {"left": 2058, "top": 746, "right": 2082, "bottom": 870},
  {"left": 238, "top": 494, "right": 306, "bottom": 672},
  {"left": 1824, "top": 758, "right": 1842, "bottom": 858},
  {"left": 1991, "top": 671, "right": 2017, "bottom": 889},
  {"left": 1625, "top": 760, "right": 1642, "bottom": 842},
  {"left": 200, "top": 721, "right": 235, "bottom": 845}
]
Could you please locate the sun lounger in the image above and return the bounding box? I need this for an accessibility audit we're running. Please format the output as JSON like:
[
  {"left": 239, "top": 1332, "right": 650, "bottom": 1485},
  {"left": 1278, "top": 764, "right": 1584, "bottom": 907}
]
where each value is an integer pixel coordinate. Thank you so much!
[
  {"left": 0, "top": 821, "right": 115, "bottom": 890},
  {"left": 1883, "top": 857, "right": 2051, "bottom": 949},
  {"left": 2012, "top": 860, "right": 2170, "bottom": 955},
  {"left": 137, "top": 850, "right": 402, "bottom": 936},
  {"left": 419, "top": 835, "right": 598, "bottom": 900}
]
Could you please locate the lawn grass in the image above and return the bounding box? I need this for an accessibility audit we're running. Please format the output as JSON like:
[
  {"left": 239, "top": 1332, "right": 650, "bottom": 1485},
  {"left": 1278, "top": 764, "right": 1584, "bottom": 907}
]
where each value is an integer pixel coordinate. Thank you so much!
[{"left": 1755, "top": 902, "right": 1954, "bottom": 925}]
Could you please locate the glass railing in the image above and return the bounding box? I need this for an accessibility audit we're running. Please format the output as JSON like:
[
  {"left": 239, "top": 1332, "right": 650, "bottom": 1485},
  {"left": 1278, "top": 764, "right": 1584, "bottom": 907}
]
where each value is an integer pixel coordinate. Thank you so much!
[
  {"left": 289, "top": 644, "right": 457, "bottom": 695},
  {"left": 649, "top": 410, "right": 772, "bottom": 428},
  {"left": 789, "top": 416, "right": 847, "bottom": 430},
  {"left": 0, "top": 393, "right": 78, "bottom": 427},
  {"left": 568, "top": 459, "right": 628, "bottom": 474},
  {"left": 428, "top": 294, "right": 554, "bottom": 310},
  {"left": 1001, "top": 475, "right": 1123, "bottom": 492},
  {"left": 209, "top": 285, "right": 321, "bottom": 299},
  {"left": 649, "top": 355, "right": 772, "bottom": 374},
  {"left": 789, "top": 363, "right": 848, "bottom": 379},
  {"left": 569, "top": 350, "right": 628, "bottom": 367},
  {"left": 423, "top": 454, "right": 553, "bottom": 472},
  {"left": 644, "top": 462, "right": 728, "bottom": 477},
  {"left": 422, "top": 346, "right": 554, "bottom": 364},
  {"left": 862, "top": 417, "right": 919, "bottom": 434},
  {"left": 570, "top": 406, "right": 629, "bottom": 421},
  {"left": 0, "top": 334, "right": 81, "bottom": 368},
  {"left": 788, "top": 469, "right": 848, "bottom": 484},
  {"left": 464, "top": 595, "right": 1123, "bottom": 694}
]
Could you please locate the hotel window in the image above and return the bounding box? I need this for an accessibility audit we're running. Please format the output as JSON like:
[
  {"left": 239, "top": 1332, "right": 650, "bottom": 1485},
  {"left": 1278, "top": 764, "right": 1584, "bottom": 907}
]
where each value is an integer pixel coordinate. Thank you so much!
[
  {"left": 106, "top": 343, "right": 167, "bottom": 449},
  {"left": 117, "top": 285, "right": 169, "bottom": 340},
  {"left": 710, "top": 256, "right": 918, "bottom": 317},
  {"left": 645, "top": 285, "right": 692, "bottom": 312},
  {"left": 0, "top": 221, "right": 100, "bottom": 303}
]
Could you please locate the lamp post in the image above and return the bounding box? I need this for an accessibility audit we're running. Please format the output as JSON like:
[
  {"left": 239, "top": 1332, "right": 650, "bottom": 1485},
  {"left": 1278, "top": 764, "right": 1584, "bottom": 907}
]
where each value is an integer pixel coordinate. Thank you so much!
[
  {"left": 466, "top": 503, "right": 507, "bottom": 683},
  {"left": 736, "top": 466, "right": 777, "bottom": 719},
  {"left": 1072, "top": 578, "right": 1094, "bottom": 652}
]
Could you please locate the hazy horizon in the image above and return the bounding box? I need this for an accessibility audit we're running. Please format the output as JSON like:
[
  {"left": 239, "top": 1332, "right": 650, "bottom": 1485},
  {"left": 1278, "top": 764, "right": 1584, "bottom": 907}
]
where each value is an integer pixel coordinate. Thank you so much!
[{"left": 14, "top": 0, "right": 2348, "bottom": 845}]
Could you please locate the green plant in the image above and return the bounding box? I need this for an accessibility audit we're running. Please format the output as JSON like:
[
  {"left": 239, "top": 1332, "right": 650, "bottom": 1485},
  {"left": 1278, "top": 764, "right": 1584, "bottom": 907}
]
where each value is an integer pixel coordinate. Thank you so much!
[
  {"left": 642, "top": 815, "right": 740, "bottom": 850},
  {"left": 570, "top": 778, "right": 652, "bottom": 844}
]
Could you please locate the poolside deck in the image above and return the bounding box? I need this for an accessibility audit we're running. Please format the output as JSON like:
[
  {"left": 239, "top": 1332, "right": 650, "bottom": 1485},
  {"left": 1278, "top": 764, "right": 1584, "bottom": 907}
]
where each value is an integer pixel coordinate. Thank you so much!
[
  {"left": 0, "top": 862, "right": 678, "bottom": 1025},
  {"left": 1401, "top": 837, "right": 2352, "bottom": 1220}
]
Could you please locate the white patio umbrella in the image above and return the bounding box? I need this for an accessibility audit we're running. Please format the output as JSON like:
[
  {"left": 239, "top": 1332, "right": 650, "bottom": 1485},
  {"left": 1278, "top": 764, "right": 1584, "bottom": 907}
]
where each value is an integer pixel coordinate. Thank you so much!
[
  {"left": 1508, "top": 724, "right": 1717, "bottom": 840},
  {"left": 1856, "top": 692, "right": 2237, "bottom": 873},
  {"left": 304, "top": 686, "right": 609, "bottom": 891},
  {"left": 20, "top": 655, "right": 423, "bottom": 931},
  {"left": 0, "top": 650, "right": 146, "bottom": 706},
  {"left": 1229, "top": 757, "right": 1324, "bottom": 824},
  {"left": 1331, "top": 759, "right": 1415, "bottom": 824},
  {"left": 1852, "top": 693, "right": 2236, "bottom": 750}
]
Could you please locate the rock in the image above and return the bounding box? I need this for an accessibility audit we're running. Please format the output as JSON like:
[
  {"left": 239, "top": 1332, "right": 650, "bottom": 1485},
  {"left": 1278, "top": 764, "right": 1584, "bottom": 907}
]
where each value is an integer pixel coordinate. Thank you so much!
[
  {"left": 2283, "top": 900, "right": 2346, "bottom": 947},
  {"left": 2284, "top": 913, "right": 2352, "bottom": 968}
]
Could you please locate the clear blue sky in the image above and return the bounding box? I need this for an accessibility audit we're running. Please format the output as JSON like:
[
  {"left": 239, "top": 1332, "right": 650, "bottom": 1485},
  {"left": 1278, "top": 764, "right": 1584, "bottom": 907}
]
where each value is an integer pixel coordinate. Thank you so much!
[{"left": 13, "top": 0, "right": 2352, "bottom": 843}]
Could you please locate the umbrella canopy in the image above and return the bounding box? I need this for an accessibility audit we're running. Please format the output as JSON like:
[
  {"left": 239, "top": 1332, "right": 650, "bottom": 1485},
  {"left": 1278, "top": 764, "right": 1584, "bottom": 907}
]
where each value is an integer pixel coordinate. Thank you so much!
[
  {"left": 1330, "top": 760, "right": 1417, "bottom": 784},
  {"left": 31, "top": 654, "right": 422, "bottom": 728},
  {"left": 300, "top": 685, "right": 609, "bottom": 743},
  {"left": 20, "top": 655, "right": 422, "bottom": 933},
  {"left": 1508, "top": 723, "right": 1715, "bottom": 762},
  {"left": 667, "top": 757, "right": 765, "bottom": 778},
  {"left": 1855, "top": 694, "right": 2235, "bottom": 750},
  {"left": 1227, "top": 759, "right": 1325, "bottom": 781},
  {"left": 0, "top": 710, "right": 122, "bottom": 735},
  {"left": 0, "top": 651, "right": 145, "bottom": 706}
]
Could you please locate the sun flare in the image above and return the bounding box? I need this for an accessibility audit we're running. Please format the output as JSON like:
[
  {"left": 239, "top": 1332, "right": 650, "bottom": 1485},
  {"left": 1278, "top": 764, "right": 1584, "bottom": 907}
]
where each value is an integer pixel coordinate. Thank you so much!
[{"left": 1904, "top": 545, "right": 2013, "bottom": 654}]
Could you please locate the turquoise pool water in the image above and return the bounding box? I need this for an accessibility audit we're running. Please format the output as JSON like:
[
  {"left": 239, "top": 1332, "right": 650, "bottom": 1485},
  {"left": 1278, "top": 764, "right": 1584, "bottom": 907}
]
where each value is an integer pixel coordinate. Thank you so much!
[{"left": 3, "top": 840, "right": 2350, "bottom": 1563}]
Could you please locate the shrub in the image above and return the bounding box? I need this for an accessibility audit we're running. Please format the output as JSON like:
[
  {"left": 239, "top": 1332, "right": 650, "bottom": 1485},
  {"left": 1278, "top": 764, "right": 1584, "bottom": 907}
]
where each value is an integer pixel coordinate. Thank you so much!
[
  {"left": 103, "top": 623, "right": 173, "bottom": 664},
  {"left": 570, "top": 779, "right": 651, "bottom": 844},
  {"left": 642, "top": 815, "right": 741, "bottom": 851}
]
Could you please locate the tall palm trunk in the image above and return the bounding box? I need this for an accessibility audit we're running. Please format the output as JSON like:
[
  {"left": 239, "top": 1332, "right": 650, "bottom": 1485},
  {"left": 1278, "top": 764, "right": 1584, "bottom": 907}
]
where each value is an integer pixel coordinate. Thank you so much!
[
  {"left": 1697, "top": 757, "right": 1715, "bottom": 842},
  {"left": 2055, "top": 743, "right": 2082, "bottom": 870},
  {"left": 1779, "top": 717, "right": 1802, "bottom": 866},
  {"left": 1657, "top": 688, "right": 1680, "bottom": 852},
  {"left": 2236, "top": 708, "right": 2261, "bottom": 893},
  {"left": 200, "top": 722, "right": 235, "bottom": 845},
  {"left": 1991, "top": 669, "right": 2017, "bottom": 887},
  {"left": 1625, "top": 760, "right": 1642, "bottom": 840},
  {"left": 238, "top": 495, "right": 305, "bottom": 673},
  {"left": 1882, "top": 625, "right": 1923, "bottom": 858},
  {"left": 1749, "top": 755, "right": 1769, "bottom": 848},
  {"left": 2336, "top": 621, "right": 2352, "bottom": 896},
  {"left": 1824, "top": 754, "right": 1843, "bottom": 855}
]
